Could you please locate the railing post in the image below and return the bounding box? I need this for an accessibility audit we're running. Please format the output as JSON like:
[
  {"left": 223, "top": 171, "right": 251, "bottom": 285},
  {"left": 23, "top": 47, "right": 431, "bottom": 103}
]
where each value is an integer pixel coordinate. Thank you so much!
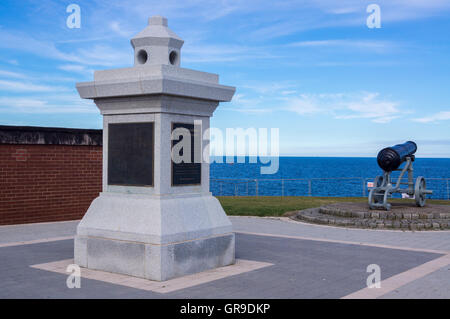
[
  {"left": 234, "top": 183, "right": 237, "bottom": 197},
  {"left": 362, "top": 178, "right": 366, "bottom": 197},
  {"left": 255, "top": 179, "right": 258, "bottom": 197},
  {"left": 447, "top": 179, "right": 449, "bottom": 200},
  {"left": 308, "top": 179, "right": 312, "bottom": 197}
]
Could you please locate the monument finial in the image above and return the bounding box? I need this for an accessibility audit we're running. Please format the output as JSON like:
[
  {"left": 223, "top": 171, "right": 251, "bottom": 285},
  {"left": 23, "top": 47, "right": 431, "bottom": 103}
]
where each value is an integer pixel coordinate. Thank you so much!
[
  {"left": 148, "top": 15, "right": 168, "bottom": 26},
  {"left": 131, "top": 15, "right": 183, "bottom": 67}
]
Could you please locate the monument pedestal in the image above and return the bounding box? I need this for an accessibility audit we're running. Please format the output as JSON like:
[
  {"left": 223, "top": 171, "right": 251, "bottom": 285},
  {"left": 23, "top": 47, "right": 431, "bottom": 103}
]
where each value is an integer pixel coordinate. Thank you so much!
[
  {"left": 74, "top": 193, "right": 234, "bottom": 281},
  {"left": 74, "top": 16, "right": 236, "bottom": 282}
]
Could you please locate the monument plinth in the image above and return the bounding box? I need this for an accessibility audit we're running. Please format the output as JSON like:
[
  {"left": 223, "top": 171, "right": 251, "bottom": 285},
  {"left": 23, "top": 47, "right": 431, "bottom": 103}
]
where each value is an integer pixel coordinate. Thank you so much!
[{"left": 74, "top": 16, "right": 236, "bottom": 281}]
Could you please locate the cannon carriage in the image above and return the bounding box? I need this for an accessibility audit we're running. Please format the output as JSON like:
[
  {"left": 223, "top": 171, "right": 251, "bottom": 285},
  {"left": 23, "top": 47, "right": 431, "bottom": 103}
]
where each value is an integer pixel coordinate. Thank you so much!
[{"left": 368, "top": 141, "right": 433, "bottom": 210}]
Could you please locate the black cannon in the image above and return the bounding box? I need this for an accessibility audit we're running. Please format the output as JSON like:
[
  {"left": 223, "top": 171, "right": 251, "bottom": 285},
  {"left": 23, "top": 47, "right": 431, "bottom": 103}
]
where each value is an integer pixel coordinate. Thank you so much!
[
  {"left": 377, "top": 141, "right": 417, "bottom": 172},
  {"left": 368, "top": 141, "right": 432, "bottom": 210}
]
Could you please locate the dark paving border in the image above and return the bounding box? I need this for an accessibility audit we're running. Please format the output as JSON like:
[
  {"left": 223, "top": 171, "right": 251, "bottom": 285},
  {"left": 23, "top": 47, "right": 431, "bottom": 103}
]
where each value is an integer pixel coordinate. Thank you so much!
[{"left": 0, "top": 233, "right": 443, "bottom": 298}]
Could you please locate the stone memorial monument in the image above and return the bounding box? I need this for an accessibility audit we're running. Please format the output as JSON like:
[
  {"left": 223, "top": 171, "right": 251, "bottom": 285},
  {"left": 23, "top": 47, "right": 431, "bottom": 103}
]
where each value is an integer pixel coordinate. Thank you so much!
[{"left": 74, "top": 16, "right": 236, "bottom": 281}]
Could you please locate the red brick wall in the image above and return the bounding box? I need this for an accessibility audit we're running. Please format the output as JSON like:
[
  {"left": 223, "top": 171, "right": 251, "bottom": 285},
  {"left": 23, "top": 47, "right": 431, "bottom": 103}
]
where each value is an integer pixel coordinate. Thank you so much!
[{"left": 0, "top": 144, "right": 102, "bottom": 225}]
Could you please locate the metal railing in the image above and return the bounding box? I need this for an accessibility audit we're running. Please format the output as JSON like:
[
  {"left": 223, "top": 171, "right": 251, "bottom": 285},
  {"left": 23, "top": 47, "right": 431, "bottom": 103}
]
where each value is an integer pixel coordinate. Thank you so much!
[{"left": 210, "top": 177, "right": 450, "bottom": 200}]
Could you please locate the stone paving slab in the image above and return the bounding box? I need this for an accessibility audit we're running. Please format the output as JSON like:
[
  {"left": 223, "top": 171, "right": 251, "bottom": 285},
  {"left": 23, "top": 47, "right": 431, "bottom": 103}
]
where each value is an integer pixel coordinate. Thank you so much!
[
  {"left": 31, "top": 258, "right": 273, "bottom": 294},
  {"left": 0, "top": 217, "right": 449, "bottom": 298},
  {"left": 230, "top": 217, "right": 450, "bottom": 252},
  {"left": 0, "top": 220, "right": 78, "bottom": 245},
  {"left": 342, "top": 254, "right": 450, "bottom": 299},
  {"left": 0, "top": 233, "right": 443, "bottom": 298},
  {"left": 2, "top": 217, "right": 449, "bottom": 253},
  {"left": 380, "top": 265, "right": 450, "bottom": 299}
]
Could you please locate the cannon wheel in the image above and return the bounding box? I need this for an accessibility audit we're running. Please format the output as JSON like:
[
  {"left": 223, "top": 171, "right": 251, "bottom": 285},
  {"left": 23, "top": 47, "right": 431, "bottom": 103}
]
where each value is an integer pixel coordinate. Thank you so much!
[{"left": 415, "top": 176, "right": 427, "bottom": 207}]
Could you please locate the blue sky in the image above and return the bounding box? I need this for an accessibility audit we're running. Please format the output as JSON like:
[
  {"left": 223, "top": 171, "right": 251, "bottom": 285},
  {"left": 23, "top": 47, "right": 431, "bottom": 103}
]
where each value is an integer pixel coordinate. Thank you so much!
[{"left": 0, "top": 0, "right": 449, "bottom": 157}]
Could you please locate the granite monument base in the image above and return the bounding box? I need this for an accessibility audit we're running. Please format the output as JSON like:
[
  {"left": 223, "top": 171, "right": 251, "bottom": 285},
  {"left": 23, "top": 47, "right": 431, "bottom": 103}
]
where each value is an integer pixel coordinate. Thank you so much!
[{"left": 74, "top": 192, "right": 235, "bottom": 281}]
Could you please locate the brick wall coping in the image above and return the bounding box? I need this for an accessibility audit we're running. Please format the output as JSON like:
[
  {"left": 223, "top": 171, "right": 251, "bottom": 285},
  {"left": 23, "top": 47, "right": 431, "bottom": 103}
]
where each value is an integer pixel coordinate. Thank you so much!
[{"left": 0, "top": 125, "right": 102, "bottom": 146}]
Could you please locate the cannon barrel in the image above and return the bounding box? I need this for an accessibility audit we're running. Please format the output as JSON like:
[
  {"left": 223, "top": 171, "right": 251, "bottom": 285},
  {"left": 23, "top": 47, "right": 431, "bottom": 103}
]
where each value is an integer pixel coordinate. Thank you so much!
[{"left": 377, "top": 141, "right": 417, "bottom": 172}]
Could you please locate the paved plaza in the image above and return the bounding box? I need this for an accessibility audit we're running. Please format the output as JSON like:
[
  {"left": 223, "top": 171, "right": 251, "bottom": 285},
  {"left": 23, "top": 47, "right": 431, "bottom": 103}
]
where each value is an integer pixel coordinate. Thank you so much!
[{"left": 0, "top": 217, "right": 449, "bottom": 299}]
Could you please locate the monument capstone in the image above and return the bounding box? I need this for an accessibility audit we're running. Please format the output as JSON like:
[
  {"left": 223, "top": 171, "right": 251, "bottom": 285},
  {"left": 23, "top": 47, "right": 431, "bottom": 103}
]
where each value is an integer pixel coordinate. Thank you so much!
[{"left": 74, "top": 15, "right": 236, "bottom": 281}]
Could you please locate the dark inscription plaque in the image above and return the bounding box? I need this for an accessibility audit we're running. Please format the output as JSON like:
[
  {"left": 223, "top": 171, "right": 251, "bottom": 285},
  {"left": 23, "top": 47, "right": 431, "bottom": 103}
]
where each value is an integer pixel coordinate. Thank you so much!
[
  {"left": 172, "top": 123, "right": 201, "bottom": 186},
  {"left": 108, "top": 122, "right": 154, "bottom": 186}
]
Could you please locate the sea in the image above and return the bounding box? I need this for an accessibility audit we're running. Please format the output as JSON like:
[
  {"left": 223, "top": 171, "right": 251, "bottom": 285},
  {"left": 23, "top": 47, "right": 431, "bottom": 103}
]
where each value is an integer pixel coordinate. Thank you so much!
[{"left": 209, "top": 157, "right": 450, "bottom": 200}]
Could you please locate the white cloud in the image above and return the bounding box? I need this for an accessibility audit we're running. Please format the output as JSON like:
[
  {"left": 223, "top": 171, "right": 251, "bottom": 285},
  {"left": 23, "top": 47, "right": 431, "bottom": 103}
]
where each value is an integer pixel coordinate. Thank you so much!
[
  {"left": 0, "top": 70, "right": 29, "bottom": 79},
  {"left": 226, "top": 93, "right": 273, "bottom": 114},
  {"left": 245, "top": 0, "right": 450, "bottom": 40},
  {"left": 0, "top": 94, "right": 97, "bottom": 114},
  {"left": 328, "top": 7, "right": 360, "bottom": 15},
  {"left": 0, "top": 69, "right": 77, "bottom": 83},
  {"left": 227, "top": 84, "right": 402, "bottom": 122},
  {"left": 115, "top": 0, "right": 244, "bottom": 22},
  {"left": 285, "top": 95, "right": 323, "bottom": 115},
  {"left": 225, "top": 81, "right": 300, "bottom": 114},
  {"left": 285, "top": 92, "right": 402, "bottom": 123},
  {"left": 58, "top": 64, "right": 95, "bottom": 75},
  {"left": 241, "top": 82, "right": 298, "bottom": 95},
  {"left": 0, "top": 97, "right": 47, "bottom": 108},
  {"left": 337, "top": 93, "right": 401, "bottom": 121},
  {"left": 314, "top": 0, "right": 450, "bottom": 20},
  {"left": 0, "top": 30, "right": 131, "bottom": 67},
  {"left": 412, "top": 111, "right": 450, "bottom": 123},
  {"left": 109, "top": 21, "right": 135, "bottom": 37},
  {"left": 281, "top": 90, "right": 297, "bottom": 95},
  {"left": 58, "top": 65, "right": 86, "bottom": 72},
  {"left": 288, "top": 39, "right": 396, "bottom": 53},
  {"left": 182, "top": 43, "right": 277, "bottom": 63},
  {"left": 71, "top": 45, "right": 131, "bottom": 67},
  {"left": 0, "top": 80, "right": 69, "bottom": 93}
]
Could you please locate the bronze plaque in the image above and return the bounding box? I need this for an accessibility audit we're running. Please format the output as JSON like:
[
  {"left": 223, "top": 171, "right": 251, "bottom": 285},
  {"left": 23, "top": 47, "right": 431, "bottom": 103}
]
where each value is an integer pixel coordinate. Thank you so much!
[
  {"left": 108, "top": 122, "right": 154, "bottom": 186},
  {"left": 171, "top": 123, "right": 201, "bottom": 186}
]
